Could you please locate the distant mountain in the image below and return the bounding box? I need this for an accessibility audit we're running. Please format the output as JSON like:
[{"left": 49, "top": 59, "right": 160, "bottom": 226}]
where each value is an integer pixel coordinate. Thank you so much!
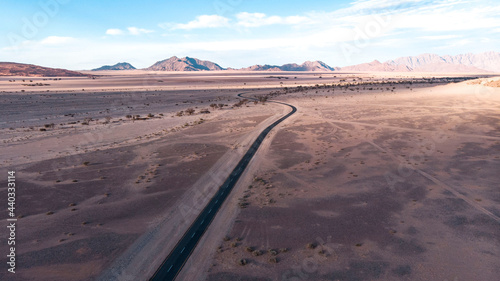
[
  {"left": 241, "top": 61, "right": 337, "bottom": 71},
  {"left": 92, "top": 62, "right": 136, "bottom": 71},
  {"left": 0, "top": 62, "right": 87, "bottom": 77},
  {"left": 146, "top": 56, "right": 224, "bottom": 71},
  {"left": 239, "top": 64, "right": 283, "bottom": 71},
  {"left": 340, "top": 60, "right": 411, "bottom": 72},
  {"left": 389, "top": 52, "right": 500, "bottom": 72},
  {"left": 339, "top": 52, "right": 500, "bottom": 73}
]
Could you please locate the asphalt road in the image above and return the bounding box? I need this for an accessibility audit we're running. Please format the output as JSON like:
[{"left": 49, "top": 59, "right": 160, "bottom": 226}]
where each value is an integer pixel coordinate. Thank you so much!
[{"left": 149, "top": 93, "right": 297, "bottom": 281}]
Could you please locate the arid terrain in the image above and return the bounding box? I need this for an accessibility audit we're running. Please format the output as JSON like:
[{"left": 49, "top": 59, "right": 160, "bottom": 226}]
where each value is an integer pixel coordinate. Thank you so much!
[{"left": 1, "top": 71, "right": 499, "bottom": 281}]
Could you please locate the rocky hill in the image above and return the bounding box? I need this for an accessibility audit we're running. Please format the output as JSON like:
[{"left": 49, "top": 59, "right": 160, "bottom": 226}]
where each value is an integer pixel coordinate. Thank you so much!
[
  {"left": 0, "top": 62, "right": 87, "bottom": 77},
  {"left": 92, "top": 62, "right": 136, "bottom": 71},
  {"left": 146, "top": 56, "right": 224, "bottom": 71}
]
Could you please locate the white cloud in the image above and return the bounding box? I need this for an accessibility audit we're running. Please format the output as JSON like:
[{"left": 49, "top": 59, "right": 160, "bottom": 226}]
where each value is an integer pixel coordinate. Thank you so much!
[
  {"left": 418, "top": 35, "right": 462, "bottom": 40},
  {"left": 106, "top": 28, "right": 123, "bottom": 35},
  {"left": 236, "top": 12, "right": 310, "bottom": 27},
  {"left": 163, "top": 15, "right": 230, "bottom": 30},
  {"left": 106, "top": 27, "right": 154, "bottom": 35},
  {"left": 391, "top": 7, "right": 500, "bottom": 32},
  {"left": 346, "top": 0, "right": 430, "bottom": 13},
  {"left": 434, "top": 38, "right": 473, "bottom": 50},
  {"left": 127, "top": 27, "right": 154, "bottom": 35},
  {"left": 40, "top": 36, "right": 75, "bottom": 45}
]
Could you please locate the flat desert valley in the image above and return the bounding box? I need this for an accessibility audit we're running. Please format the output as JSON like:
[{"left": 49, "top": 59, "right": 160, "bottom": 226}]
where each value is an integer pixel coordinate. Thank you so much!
[{"left": 1, "top": 71, "right": 500, "bottom": 281}]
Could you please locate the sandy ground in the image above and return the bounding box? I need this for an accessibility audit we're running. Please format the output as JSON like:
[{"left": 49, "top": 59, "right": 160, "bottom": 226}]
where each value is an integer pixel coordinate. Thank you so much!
[
  {"left": 0, "top": 72, "right": 498, "bottom": 281},
  {"left": 202, "top": 80, "right": 500, "bottom": 281}
]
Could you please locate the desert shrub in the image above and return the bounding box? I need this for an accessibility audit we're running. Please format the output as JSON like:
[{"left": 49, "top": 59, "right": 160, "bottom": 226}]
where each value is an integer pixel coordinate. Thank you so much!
[
  {"left": 185, "top": 108, "right": 195, "bottom": 115},
  {"left": 252, "top": 250, "right": 262, "bottom": 256},
  {"left": 268, "top": 249, "right": 278, "bottom": 256},
  {"left": 306, "top": 243, "right": 316, "bottom": 249}
]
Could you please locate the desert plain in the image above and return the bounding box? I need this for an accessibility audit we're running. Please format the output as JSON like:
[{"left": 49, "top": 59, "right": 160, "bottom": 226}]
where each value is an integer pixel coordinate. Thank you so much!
[{"left": 1, "top": 71, "right": 499, "bottom": 281}]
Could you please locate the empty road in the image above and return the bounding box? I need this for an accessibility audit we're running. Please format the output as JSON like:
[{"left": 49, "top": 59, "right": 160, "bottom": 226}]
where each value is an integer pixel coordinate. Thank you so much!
[{"left": 149, "top": 93, "right": 297, "bottom": 281}]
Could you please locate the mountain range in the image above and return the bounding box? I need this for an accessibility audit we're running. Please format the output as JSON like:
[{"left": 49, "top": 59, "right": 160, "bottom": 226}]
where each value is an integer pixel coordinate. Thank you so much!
[
  {"left": 1, "top": 52, "right": 499, "bottom": 77},
  {"left": 94, "top": 52, "right": 498, "bottom": 73},
  {"left": 340, "top": 52, "right": 498, "bottom": 73}
]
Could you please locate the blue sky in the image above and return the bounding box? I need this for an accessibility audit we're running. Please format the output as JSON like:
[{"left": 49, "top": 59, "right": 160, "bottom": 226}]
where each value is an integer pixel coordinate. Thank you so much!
[{"left": 1, "top": 0, "right": 499, "bottom": 69}]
